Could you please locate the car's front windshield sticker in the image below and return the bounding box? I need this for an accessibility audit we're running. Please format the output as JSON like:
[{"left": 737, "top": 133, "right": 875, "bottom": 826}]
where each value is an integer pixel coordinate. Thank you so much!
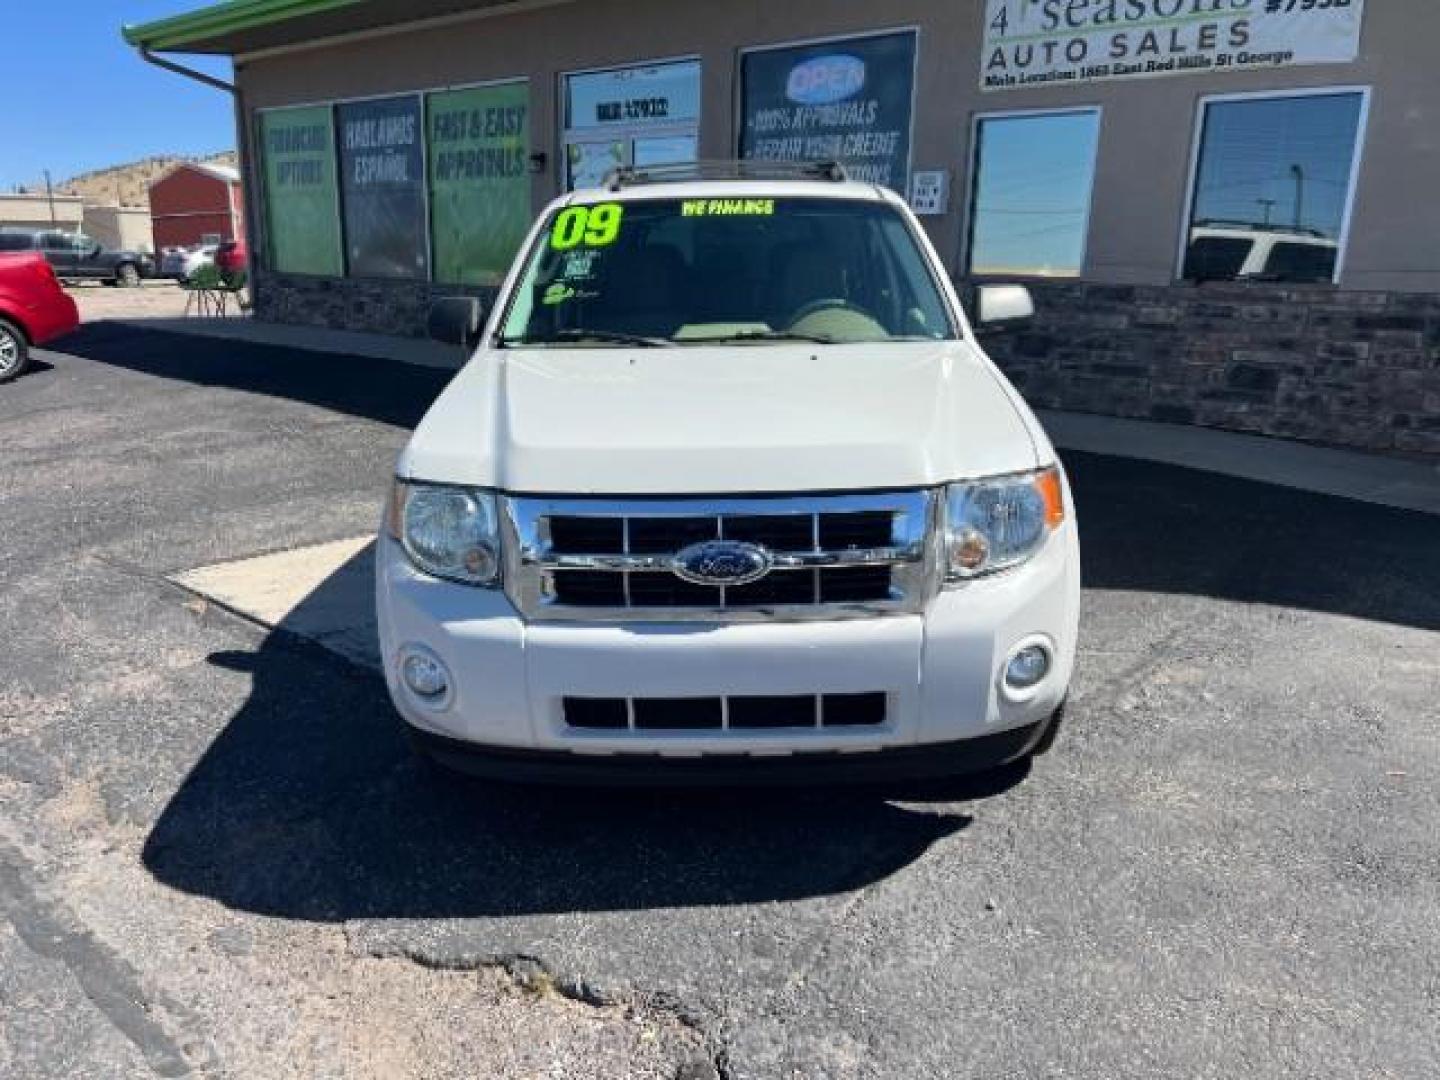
[
  {"left": 550, "top": 203, "right": 625, "bottom": 250},
  {"left": 681, "top": 198, "right": 775, "bottom": 217}
]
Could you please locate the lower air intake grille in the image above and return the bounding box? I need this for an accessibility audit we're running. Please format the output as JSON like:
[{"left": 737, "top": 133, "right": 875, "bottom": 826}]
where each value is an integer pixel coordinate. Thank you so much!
[{"left": 563, "top": 693, "right": 887, "bottom": 732}]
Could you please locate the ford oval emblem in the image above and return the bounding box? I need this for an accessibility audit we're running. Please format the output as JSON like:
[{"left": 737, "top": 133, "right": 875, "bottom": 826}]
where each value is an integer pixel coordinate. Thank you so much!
[
  {"left": 672, "top": 541, "right": 774, "bottom": 587},
  {"left": 786, "top": 54, "right": 867, "bottom": 106}
]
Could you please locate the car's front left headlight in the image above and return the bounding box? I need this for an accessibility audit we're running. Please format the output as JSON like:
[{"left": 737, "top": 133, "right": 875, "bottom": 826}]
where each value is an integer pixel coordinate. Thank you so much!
[
  {"left": 943, "top": 466, "right": 1066, "bottom": 582},
  {"left": 388, "top": 481, "right": 501, "bottom": 587}
]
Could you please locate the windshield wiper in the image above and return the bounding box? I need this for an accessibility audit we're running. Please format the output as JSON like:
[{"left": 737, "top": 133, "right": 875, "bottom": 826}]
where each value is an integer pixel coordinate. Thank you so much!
[
  {"left": 679, "top": 330, "right": 841, "bottom": 345},
  {"left": 508, "top": 328, "right": 669, "bottom": 348}
]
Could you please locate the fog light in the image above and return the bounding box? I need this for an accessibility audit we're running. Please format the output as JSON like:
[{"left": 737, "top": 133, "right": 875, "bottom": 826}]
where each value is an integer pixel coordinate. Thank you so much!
[
  {"left": 401, "top": 650, "right": 450, "bottom": 699},
  {"left": 1005, "top": 645, "right": 1050, "bottom": 691}
]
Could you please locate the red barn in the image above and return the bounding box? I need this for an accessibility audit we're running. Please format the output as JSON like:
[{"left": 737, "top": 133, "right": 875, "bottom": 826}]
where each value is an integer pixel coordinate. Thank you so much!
[{"left": 148, "top": 162, "right": 244, "bottom": 250}]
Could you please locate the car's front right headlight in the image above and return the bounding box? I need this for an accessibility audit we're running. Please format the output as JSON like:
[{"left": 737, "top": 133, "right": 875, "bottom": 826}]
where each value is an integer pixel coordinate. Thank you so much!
[
  {"left": 387, "top": 481, "right": 501, "bottom": 587},
  {"left": 943, "top": 466, "right": 1066, "bottom": 582}
]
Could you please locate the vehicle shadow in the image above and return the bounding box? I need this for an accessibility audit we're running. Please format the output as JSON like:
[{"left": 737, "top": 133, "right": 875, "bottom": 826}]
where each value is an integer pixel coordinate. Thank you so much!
[
  {"left": 112, "top": 316, "right": 1440, "bottom": 918},
  {"left": 57, "top": 321, "right": 454, "bottom": 430},
  {"left": 142, "top": 552, "right": 995, "bottom": 920},
  {"left": 1070, "top": 450, "right": 1440, "bottom": 633},
  {"left": 14, "top": 357, "right": 55, "bottom": 379}
]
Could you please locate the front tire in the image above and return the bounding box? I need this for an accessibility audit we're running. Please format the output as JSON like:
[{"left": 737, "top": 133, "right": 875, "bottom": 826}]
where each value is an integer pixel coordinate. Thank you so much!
[
  {"left": 116, "top": 263, "right": 141, "bottom": 288},
  {"left": 0, "top": 318, "right": 30, "bottom": 384}
]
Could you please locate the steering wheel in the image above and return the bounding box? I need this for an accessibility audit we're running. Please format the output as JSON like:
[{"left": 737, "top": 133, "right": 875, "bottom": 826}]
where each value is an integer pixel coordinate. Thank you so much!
[{"left": 785, "top": 297, "right": 878, "bottom": 328}]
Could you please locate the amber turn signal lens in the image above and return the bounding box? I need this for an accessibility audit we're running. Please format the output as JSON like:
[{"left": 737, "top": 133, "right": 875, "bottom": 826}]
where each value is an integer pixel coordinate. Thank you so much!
[{"left": 1035, "top": 467, "right": 1066, "bottom": 528}]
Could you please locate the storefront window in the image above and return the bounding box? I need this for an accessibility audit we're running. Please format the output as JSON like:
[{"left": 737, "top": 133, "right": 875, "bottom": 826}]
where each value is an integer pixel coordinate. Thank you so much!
[
  {"left": 563, "top": 60, "right": 701, "bottom": 189},
  {"left": 259, "top": 105, "right": 343, "bottom": 276},
  {"left": 966, "top": 109, "right": 1100, "bottom": 278},
  {"left": 739, "top": 31, "right": 917, "bottom": 192},
  {"left": 427, "top": 82, "right": 530, "bottom": 286},
  {"left": 1182, "top": 91, "right": 1366, "bottom": 284},
  {"left": 337, "top": 95, "right": 428, "bottom": 279}
]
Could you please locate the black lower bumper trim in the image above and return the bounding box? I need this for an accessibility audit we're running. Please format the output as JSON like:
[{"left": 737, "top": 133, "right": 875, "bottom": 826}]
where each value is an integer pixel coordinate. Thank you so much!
[{"left": 409, "top": 719, "right": 1050, "bottom": 787}]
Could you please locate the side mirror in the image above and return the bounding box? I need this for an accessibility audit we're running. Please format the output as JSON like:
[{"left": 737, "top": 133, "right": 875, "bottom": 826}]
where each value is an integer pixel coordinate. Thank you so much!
[
  {"left": 427, "top": 297, "right": 485, "bottom": 347},
  {"left": 975, "top": 284, "right": 1035, "bottom": 328}
]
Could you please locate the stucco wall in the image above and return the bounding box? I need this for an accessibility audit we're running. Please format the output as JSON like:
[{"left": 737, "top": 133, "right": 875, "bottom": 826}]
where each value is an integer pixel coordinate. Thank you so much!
[
  {"left": 82, "top": 206, "right": 155, "bottom": 253},
  {"left": 235, "top": 0, "right": 1440, "bottom": 290},
  {"left": 232, "top": 0, "right": 1440, "bottom": 456},
  {"left": 0, "top": 194, "right": 85, "bottom": 231}
]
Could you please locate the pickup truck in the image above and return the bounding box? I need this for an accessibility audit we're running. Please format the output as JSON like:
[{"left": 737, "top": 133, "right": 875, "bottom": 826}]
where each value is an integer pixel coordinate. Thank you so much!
[
  {"left": 378, "top": 162, "right": 1079, "bottom": 785},
  {"left": 0, "top": 229, "right": 153, "bottom": 286}
]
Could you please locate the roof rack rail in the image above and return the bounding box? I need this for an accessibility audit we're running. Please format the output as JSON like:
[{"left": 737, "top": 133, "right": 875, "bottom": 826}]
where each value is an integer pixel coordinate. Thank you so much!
[
  {"left": 602, "top": 159, "right": 850, "bottom": 191},
  {"left": 1192, "top": 218, "right": 1329, "bottom": 239}
]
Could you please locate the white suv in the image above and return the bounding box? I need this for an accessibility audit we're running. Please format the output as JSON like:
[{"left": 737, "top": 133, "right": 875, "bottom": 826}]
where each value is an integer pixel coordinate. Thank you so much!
[{"left": 378, "top": 162, "right": 1079, "bottom": 784}]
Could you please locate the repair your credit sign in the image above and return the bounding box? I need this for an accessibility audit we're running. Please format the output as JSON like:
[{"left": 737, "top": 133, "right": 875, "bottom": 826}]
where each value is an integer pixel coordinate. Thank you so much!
[{"left": 981, "top": 0, "right": 1366, "bottom": 90}]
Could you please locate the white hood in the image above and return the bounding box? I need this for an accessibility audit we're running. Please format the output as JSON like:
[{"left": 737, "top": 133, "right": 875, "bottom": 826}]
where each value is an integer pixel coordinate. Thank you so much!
[{"left": 398, "top": 342, "right": 1044, "bottom": 494}]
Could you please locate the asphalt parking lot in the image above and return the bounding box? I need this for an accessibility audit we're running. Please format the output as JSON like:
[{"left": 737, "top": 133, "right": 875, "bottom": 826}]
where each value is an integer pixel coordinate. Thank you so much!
[{"left": 2, "top": 323, "right": 1437, "bottom": 1079}]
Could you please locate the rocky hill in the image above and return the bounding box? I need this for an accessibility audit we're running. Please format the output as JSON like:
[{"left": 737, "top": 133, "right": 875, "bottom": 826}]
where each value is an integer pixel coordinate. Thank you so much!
[{"left": 57, "top": 151, "right": 237, "bottom": 209}]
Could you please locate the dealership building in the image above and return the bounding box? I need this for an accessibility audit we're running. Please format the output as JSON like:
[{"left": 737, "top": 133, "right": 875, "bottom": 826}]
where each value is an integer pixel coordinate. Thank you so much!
[{"left": 125, "top": 0, "right": 1439, "bottom": 455}]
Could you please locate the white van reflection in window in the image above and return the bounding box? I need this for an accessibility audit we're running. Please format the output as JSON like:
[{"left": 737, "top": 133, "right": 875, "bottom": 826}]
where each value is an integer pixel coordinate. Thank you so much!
[{"left": 1184, "top": 224, "right": 1338, "bottom": 285}]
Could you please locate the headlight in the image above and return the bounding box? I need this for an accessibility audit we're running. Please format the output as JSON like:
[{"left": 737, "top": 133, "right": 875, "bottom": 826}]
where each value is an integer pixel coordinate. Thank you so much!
[
  {"left": 944, "top": 467, "right": 1065, "bottom": 581},
  {"left": 388, "top": 481, "right": 501, "bottom": 587}
]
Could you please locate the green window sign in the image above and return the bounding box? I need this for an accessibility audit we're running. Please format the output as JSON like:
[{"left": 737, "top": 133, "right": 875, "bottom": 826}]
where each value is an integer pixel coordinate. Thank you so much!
[
  {"left": 427, "top": 83, "right": 531, "bottom": 286},
  {"left": 259, "top": 105, "right": 343, "bottom": 276}
]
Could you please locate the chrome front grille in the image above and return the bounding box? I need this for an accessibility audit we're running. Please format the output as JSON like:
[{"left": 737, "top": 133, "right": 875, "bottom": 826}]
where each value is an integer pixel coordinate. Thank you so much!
[{"left": 504, "top": 491, "right": 937, "bottom": 622}]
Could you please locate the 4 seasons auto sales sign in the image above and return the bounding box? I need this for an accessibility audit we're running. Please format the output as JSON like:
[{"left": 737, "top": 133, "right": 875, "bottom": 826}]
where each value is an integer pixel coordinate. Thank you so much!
[{"left": 981, "top": 0, "right": 1366, "bottom": 90}]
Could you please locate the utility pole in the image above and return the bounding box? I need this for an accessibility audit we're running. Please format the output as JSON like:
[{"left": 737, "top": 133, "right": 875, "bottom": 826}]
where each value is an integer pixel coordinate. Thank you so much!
[
  {"left": 43, "top": 169, "right": 57, "bottom": 227},
  {"left": 1290, "top": 164, "right": 1305, "bottom": 231},
  {"left": 1257, "top": 198, "right": 1276, "bottom": 227}
]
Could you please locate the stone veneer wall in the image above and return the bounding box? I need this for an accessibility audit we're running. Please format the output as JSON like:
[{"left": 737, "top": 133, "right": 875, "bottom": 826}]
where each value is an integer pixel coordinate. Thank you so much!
[
  {"left": 253, "top": 270, "right": 1440, "bottom": 457},
  {"left": 252, "top": 270, "right": 496, "bottom": 338},
  {"left": 977, "top": 281, "right": 1440, "bottom": 457}
]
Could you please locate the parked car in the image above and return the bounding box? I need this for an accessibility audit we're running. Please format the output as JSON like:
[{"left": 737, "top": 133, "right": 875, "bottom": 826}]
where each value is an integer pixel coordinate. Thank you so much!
[
  {"left": 159, "top": 243, "right": 218, "bottom": 283},
  {"left": 215, "top": 238, "right": 248, "bottom": 278},
  {"left": 0, "top": 228, "right": 153, "bottom": 287},
  {"left": 378, "top": 162, "right": 1080, "bottom": 785},
  {"left": 0, "top": 251, "right": 80, "bottom": 383},
  {"left": 1183, "top": 223, "right": 1340, "bottom": 283}
]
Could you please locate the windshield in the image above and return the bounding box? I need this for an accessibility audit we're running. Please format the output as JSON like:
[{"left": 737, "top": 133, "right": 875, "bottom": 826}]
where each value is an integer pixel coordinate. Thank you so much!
[{"left": 498, "top": 197, "right": 957, "bottom": 347}]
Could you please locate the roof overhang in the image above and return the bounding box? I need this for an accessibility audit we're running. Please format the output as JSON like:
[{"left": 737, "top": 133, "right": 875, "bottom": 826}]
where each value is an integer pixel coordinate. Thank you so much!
[{"left": 122, "top": 0, "right": 549, "bottom": 57}]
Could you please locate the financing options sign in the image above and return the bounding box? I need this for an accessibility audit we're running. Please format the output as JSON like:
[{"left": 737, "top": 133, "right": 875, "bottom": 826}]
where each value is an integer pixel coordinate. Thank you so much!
[{"left": 981, "top": 0, "right": 1366, "bottom": 91}]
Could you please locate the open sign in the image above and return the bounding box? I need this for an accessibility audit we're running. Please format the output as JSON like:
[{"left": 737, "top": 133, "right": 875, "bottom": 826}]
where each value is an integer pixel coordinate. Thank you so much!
[{"left": 785, "top": 54, "right": 866, "bottom": 105}]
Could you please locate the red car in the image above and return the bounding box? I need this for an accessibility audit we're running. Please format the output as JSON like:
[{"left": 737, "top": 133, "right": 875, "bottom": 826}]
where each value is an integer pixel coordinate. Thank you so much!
[
  {"left": 0, "top": 252, "right": 80, "bottom": 383},
  {"left": 215, "top": 239, "right": 248, "bottom": 277}
]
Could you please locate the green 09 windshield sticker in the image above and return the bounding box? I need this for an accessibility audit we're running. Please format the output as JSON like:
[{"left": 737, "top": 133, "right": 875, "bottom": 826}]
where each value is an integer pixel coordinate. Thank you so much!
[{"left": 550, "top": 203, "right": 624, "bottom": 250}]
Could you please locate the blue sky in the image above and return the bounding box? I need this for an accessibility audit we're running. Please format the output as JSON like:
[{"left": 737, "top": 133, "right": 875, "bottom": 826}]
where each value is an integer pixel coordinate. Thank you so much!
[
  {"left": 969, "top": 111, "right": 1100, "bottom": 276},
  {"left": 0, "top": 2, "right": 233, "bottom": 189}
]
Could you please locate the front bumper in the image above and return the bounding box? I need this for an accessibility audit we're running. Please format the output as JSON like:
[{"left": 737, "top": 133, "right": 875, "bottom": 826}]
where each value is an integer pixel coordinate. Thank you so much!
[
  {"left": 376, "top": 517, "right": 1079, "bottom": 780},
  {"left": 25, "top": 293, "right": 80, "bottom": 347},
  {"left": 410, "top": 714, "right": 1056, "bottom": 786}
]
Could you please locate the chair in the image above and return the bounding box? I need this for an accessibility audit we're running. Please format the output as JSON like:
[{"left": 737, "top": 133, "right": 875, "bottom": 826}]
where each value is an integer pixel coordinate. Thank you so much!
[{"left": 182, "top": 264, "right": 248, "bottom": 318}]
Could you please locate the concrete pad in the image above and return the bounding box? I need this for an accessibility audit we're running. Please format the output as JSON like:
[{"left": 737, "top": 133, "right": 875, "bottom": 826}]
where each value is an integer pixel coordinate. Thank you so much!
[
  {"left": 171, "top": 536, "right": 379, "bottom": 668},
  {"left": 1040, "top": 409, "right": 1440, "bottom": 516}
]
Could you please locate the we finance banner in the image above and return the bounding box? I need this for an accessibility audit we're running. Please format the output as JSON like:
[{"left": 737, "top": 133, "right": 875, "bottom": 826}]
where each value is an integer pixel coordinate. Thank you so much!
[{"left": 981, "top": 0, "right": 1366, "bottom": 91}]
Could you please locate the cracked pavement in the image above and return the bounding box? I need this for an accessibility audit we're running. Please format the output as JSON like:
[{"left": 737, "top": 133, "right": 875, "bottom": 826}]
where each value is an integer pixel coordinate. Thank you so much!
[{"left": 2, "top": 323, "right": 1438, "bottom": 1078}]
